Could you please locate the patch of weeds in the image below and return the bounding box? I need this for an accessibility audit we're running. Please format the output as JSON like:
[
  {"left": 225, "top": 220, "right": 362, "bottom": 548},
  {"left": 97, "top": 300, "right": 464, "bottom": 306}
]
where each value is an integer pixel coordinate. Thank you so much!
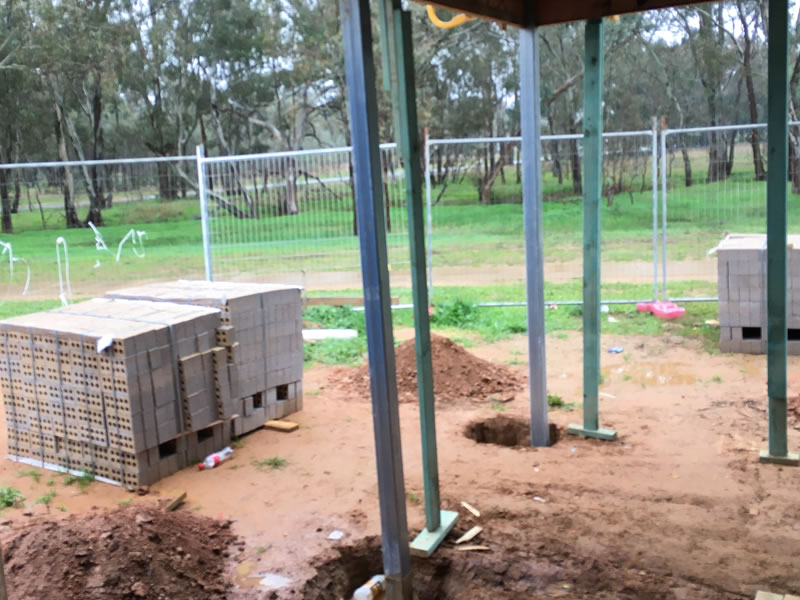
[
  {"left": 598, "top": 374, "right": 606, "bottom": 385},
  {"left": 624, "top": 353, "right": 632, "bottom": 361},
  {"left": 46, "top": 480, "right": 55, "bottom": 487},
  {"left": 0, "top": 487, "right": 24, "bottom": 508},
  {"left": 19, "top": 468, "right": 42, "bottom": 484},
  {"left": 229, "top": 464, "right": 241, "bottom": 470},
  {"left": 304, "top": 305, "right": 365, "bottom": 334},
  {"left": 711, "top": 375, "right": 723, "bottom": 383},
  {"left": 490, "top": 401, "right": 508, "bottom": 412},
  {"left": 304, "top": 337, "right": 366, "bottom": 367},
  {"left": 64, "top": 470, "right": 95, "bottom": 491},
  {"left": 256, "top": 546, "right": 267, "bottom": 554},
  {"left": 505, "top": 358, "right": 524, "bottom": 366},
  {"left": 510, "top": 349, "right": 523, "bottom": 356},
  {"left": 406, "top": 492, "right": 421, "bottom": 504},
  {"left": 548, "top": 394, "right": 576, "bottom": 411},
  {"left": 252, "top": 457, "right": 288, "bottom": 471},
  {"left": 553, "top": 332, "right": 569, "bottom": 340},
  {"left": 231, "top": 438, "right": 245, "bottom": 449},
  {"left": 57, "top": 504, "right": 67, "bottom": 512},
  {"left": 34, "top": 490, "right": 56, "bottom": 507},
  {"left": 192, "top": 505, "right": 202, "bottom": 511},
  {"left": 622, "top": 374, "right": 633, "bottom": 382},
  {"left": 306, "top": 389, "right": 323, "bottom": 396},
  {"left": 118, "top": 498, "right": 133, "bottom": 506}
]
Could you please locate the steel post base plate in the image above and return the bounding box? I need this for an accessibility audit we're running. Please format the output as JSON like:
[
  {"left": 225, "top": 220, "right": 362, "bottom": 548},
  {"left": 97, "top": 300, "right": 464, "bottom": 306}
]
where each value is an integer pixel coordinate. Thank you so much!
[
  {"left": 567, "top": 424, "right": 618, "bottom": 441},
  {"left": 409, "top": 510, "right": 459, "bottom": 558},
  {"left": 759, "top": 450, "right": 800, "bottom": 466}
]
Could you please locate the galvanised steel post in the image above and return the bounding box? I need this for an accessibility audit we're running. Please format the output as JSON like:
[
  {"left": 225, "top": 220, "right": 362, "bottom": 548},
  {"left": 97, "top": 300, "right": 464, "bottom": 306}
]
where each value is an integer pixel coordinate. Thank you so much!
[
  {"left": 196, "top": 145, "right": 213, "bottom": 282},
  {"left": 520, "top": 25, "right": 549, "bottom": 447},
  {"left": 340, "top": 0, "right": 414, "bottom": 594}
]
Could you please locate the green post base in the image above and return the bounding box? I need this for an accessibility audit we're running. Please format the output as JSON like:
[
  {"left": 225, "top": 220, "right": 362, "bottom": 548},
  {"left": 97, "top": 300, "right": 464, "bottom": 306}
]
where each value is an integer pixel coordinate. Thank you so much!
[
  {"left": 759, "top": 450, "right": 800, "bottom": 466},
  {"left": 409, "top": 510, "right": 458, "bottom": 558},
  {"left": 567, "top": 424, "right": 618, "bottom": 441}
]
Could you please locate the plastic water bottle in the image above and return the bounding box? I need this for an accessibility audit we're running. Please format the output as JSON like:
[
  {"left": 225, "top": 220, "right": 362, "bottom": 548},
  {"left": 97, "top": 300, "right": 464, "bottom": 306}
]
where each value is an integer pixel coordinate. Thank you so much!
[
  {"left": 352, "top": 575, "right": 385, "bottom": 600},
  {"left": 198, "top": 446, "right": 234, "bottom": 470}
]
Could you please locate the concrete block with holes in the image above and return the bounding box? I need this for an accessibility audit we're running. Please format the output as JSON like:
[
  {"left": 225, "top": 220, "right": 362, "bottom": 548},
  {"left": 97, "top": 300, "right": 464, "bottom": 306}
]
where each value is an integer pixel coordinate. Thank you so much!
[{"left": 716, "top": 234, "right": 800, "bottom": 355}]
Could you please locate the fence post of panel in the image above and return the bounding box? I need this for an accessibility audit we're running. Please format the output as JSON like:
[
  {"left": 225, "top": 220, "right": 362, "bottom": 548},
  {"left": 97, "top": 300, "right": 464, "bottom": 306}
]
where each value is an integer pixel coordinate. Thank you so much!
[
  {"left": 660, "top": 128, "right": 668, "bottom": 300},
  {"left": 425, "top": 129, "right": 434, "bottom": 303},
  {"left": 651, "top": 117, "right": 659, "bottom": 302},
  {"left": 196, "top": 145, "right": 213, "bottom": 282}
]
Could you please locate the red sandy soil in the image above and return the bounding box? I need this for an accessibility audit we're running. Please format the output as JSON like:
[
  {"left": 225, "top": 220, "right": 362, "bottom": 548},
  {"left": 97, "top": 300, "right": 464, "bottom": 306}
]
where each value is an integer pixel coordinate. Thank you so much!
[
  {"left": 1, "top": 504, "right": 237, "bottom": 600},
  {"left": 0, "top": 331, "right": 798, "bottom": 598},
  {"left": 335, "top": 334, "right": 523, "bottom": 404}
]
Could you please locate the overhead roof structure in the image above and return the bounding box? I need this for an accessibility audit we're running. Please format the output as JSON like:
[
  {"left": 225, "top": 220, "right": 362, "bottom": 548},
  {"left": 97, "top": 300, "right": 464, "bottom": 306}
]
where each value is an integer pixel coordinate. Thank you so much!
[{"left": 425, "top": 0, "right": 704, "bottom": 27}]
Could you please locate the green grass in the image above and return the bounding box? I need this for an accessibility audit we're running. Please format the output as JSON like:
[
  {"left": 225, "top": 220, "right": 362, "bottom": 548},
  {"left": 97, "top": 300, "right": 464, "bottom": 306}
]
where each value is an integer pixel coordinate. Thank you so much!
[
  {"left": 0, "top": 486, "right": 24, "bottom": 508},
  {"left": 19, "top": 468, "right": 42, "bottom": 484},
  {"left": 490, "top": 401, "right": 508, "bottom": 412},
  {"left": 252, "top": 457, "right": 288, "bottom": 471},
  {"left": 34, "top": 490, "right": 56, "bottom": 507},
  {"left": 118, "top": 498, "right": 133, "bottom": 506},
  {"left": 64, "top": 470, "right": 95, "bottom": 491}
]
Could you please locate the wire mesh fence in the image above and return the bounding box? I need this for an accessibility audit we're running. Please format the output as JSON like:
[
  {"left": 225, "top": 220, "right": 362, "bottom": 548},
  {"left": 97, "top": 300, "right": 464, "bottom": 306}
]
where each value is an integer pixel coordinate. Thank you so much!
[
  {"left": 0, "top": 157, "right": 198, "bottom": 301},
  {"left": 4, "top": 120, "right": 799, "bottom": 307},
  {"left": 425, "top": 130, "right": 659, "bottom": 305},
  {"left": 198, "top": 144, "right": 409, "bottom": 292},
  {"left": 661, "top": 122, "right": 800, "bottom": 301}
]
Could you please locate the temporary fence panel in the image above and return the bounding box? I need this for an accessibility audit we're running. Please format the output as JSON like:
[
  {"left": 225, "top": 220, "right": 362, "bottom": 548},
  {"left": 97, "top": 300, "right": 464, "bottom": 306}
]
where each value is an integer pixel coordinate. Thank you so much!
[
  {"left": 660, "top": 122, "right": 800, "bottom": 301},
  {"left": 0, "top": 156, "right": 197, "bottom": 301},
  {"left": 425, "top": 129, "right": 659, "bottom": 306},
  {"left": 197, "top": 144, "right": 409, "bottom": 293}
]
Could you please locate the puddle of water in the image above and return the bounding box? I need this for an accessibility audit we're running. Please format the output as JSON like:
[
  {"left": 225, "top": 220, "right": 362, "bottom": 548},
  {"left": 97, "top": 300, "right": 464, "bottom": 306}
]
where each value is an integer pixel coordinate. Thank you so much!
[{"left": 603, "top": 362, "right": 697, "bottom": 386}]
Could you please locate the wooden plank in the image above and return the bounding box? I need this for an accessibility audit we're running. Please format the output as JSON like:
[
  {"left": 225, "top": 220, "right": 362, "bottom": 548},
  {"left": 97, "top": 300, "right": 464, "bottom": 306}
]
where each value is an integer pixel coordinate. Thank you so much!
[
  {"left": 460, "top": 501, "right": 480, "bottom": 517},
  {"left": 454, "top": 526, "right": 482, "bottom": 544},
  {"left": 265, "top": 420, "right": 299, "bottom": 433},
  {"left": 456, "top": 545, "right": 490, "bottom": 552},
  {"left": 755, "top": 592, "right": 784, "bottom": 600},
  {"left": 165, "top": 492, "right": 187, "bottom": 512}
]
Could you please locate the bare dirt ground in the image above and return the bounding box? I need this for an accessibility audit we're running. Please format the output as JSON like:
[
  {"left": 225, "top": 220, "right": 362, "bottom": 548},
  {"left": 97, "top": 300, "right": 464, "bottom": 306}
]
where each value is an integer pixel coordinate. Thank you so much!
[{"left": 0, "top": 331, "right": 799, "bottom": 598}]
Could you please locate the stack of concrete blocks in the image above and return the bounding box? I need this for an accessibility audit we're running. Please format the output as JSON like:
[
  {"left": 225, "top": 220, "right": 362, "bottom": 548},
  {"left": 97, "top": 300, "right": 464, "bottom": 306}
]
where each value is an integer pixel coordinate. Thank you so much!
[
  {"left": 717, "top": 234, "right": 800, "bottom": 354},
  {"left": 106, "top": 280, "right": 303, "bottom": 435},
  {"left": 0, "top": 298, "right": 233, "bottom": 487}
]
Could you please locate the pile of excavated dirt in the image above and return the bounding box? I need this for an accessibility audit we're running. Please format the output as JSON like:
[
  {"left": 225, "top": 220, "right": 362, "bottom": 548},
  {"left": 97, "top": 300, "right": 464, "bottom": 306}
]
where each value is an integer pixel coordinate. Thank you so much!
[
  {"left": 336, "top": 335, "right": 523, "bottom": 404},
  {"left": 3, "top": 504, "right": 236, "bottom": 600}
]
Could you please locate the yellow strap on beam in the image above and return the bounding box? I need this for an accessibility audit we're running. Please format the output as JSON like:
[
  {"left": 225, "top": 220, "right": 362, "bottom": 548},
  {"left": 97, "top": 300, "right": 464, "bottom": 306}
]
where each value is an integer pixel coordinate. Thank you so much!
[{"left": 426, "top": 5, "right": 473, "bottom": 29}]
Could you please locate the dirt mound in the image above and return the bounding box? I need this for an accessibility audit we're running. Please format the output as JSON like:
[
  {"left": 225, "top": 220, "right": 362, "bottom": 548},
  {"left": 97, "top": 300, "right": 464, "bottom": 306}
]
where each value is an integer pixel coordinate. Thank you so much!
[
  {"left": 337, "top": 335, "right": 522, "bottom": 404},
  {"left": 3, "top": 504, "right": 236, "bottom": 600}
]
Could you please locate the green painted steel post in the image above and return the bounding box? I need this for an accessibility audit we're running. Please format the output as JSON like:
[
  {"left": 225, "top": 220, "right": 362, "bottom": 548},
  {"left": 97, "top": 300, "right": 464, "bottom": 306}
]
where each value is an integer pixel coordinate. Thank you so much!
[
  {"left": 392, "top": 5, "right": 440, "bottom": 533},
  {"left": 761, "top": 0, "right": 798, "bottom": 466},
  {"left": 569, "top": 19, "right": 616, "bottom": 442},
  {"left": 583, "top": 19, "right": 603, "bottom": 432},
  {"left": 391, "top": 5, "right": 458, "bottom": 556}
]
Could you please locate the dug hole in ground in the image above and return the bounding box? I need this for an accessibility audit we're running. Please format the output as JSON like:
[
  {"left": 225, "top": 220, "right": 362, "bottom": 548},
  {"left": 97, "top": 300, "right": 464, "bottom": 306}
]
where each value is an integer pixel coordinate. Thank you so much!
[{"left": 0, "top": 331, "right": 799, "bottom": 599}]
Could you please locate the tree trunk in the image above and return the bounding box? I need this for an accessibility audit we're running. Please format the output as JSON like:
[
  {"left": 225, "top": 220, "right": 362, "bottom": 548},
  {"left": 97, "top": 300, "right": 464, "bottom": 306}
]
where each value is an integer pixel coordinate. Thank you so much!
[
  {"left": 285, "top": 158, "right": 299, "bottom": 215},
  {"left": 679, "top": 135, "right": 692, "bottom": 187},
  {"left": 707, "top": 129, "right": 727, "bottom": 182},
  {"left": 53, "top": 105, "right": 80, "bottom": 228},
  {"left": 0, "top": 168, "right": 12, "bottom": 234},
  {"left": 569, "top": 138, "right": 582, "bottom": 195},
  {"left": 479, "top": 156, "right": 505, "bottom": 204},
  {"left": 11, "top": 170, "right": 20, "bottom": 214},
  {"left": 737, "top": 0, "right": 767, "bottom": 181},
  {"left": 726, "top": 130, "right": 737, "bottom": 177}
]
